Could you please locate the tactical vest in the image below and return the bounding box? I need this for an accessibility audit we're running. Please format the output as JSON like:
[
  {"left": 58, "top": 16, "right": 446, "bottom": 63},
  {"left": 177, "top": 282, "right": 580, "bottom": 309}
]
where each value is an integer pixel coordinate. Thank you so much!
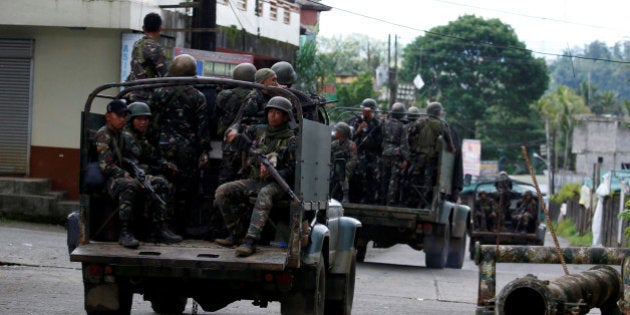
[
  {"left": 410, "top": 117, "right": 443, "bottom": 156},
  {"left": 382, "top": 118, "right": 404, "bottom": 156}
]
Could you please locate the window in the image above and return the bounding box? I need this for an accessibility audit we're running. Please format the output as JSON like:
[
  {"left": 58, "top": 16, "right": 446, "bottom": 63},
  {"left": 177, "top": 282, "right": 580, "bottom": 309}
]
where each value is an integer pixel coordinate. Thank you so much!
[
  {"left": 236, "top": 0, "right": 247, "bottom": 10},
  {"left": 283, "top": 9, "right": 290, "bottom": 24},
  {"left": 269, "top": 5, "right": 278, "bottom": 20}
]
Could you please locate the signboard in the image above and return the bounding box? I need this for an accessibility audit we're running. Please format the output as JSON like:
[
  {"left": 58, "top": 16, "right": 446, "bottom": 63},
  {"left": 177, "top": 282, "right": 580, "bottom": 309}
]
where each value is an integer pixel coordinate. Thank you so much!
[
  {"left": 462, "top": 139, "right": 481, "bottom": 176},
  {"left": 120, "top": 33, "right": 144, "bottom": 83},
  {"left": 173, "top": 47, "right": 254, "bottom": 78}
]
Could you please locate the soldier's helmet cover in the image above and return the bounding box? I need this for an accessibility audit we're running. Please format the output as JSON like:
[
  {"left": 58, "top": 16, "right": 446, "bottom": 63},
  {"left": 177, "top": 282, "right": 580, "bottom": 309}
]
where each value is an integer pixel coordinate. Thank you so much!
[
  {"left": 391, "top": 102, "right": 406, "bottom": 119},
  {"left": 265, "top": 96, "right": 296, "bottom": 128},
  {"left": 407, "top": 106, "right": 421, "bottom": 121},
  {"left": 170, "top": 54, "right": 197, "bottom": 77},
  {"left": 334, "top": 121, "right": 351, "bottom": 139},
  {"left": 523, "top": 190, "right": 534, "bottom": 197},
  {"left": 127, "top": 102, "right": 152, "bottom": 118},
  {"left": 360, "top": 98, "right": 377, "bottom": 111},
  {"left": 426, "top": 101, "right": 443, "bottom": 116},
  {"left": 478, "top": 190, "right": 487, "bottom": 197},
  {"left": 233, "top": 63, "right": 256, "bottom": 82},
  {"left": 271, "top": 61, "right": 297, "bottom": 86}
]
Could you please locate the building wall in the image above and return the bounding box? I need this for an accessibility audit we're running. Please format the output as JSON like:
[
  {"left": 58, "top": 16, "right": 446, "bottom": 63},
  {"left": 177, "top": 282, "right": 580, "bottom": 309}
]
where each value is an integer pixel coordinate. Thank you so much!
[{"left": 572, "top": 116, "right": 630, "bottom": 176}]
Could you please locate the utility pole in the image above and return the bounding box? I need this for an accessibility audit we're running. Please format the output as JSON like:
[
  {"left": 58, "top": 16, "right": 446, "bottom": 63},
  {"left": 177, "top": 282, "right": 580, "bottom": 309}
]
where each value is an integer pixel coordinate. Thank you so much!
[
  {"left": 388, "top": 34, "right": 398, "bottom": 108},
  {"left": 192, "top": 0, "right": 216, "bottom": 51}
]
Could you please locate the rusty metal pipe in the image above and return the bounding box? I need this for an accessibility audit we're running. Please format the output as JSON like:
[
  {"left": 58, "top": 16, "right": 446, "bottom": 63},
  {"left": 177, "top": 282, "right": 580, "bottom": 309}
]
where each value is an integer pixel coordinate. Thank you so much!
[{"left": 496, "top": 265, "right": 621, "bottom": 315}]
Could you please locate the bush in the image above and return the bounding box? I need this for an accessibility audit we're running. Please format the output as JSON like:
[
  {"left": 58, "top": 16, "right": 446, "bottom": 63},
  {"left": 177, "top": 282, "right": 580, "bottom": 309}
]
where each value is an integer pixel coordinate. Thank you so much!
[
  {"left": 550, "top": 183, "right": 581, "bottom": 204},
  {"left": 554, "top": 219, "right": 592, "bottom": 247}
]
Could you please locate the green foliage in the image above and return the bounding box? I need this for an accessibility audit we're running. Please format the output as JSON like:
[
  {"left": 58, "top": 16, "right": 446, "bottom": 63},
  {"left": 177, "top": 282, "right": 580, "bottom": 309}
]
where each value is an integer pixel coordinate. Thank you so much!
[
  {"left": 336, "top": 71, "right": 377, "bottom": 107},
  {"left": 550, "top": 183, "right": 580, "bottom": 204},
  {"left": 620, "top": 200, "right": 630, "bottom": 242},
  {"left": 295, "top": 39, "right": 336, "bottom": 94},
  {"left": 549, "top": 40, "right": 630, "bottom": 114},
  {"left": 554, "top": 219, "right": 592, "bottom": 247},
  {"left": 398, "top": 15, "right": 549, "bottom": 169},
  {"left": 317, "top": 34, "right": 388, "bottom": 76}
]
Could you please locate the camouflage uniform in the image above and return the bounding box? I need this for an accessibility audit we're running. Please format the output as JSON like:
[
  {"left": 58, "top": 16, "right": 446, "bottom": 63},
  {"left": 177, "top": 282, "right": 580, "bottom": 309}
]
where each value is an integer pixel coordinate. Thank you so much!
[
  {"left": 380, "top": 116, "right": 410, "bottom": 205},
  {"left": 495, "top": 172, "right": 513, "bottom": 221},
  {"left": 513, "top": 193, "right": 537, "bottom": 232},
  {"left": 94, "top": 125, "right": 139, "bottom": 223},
  {"left": 149, "top": 85, "right": 210, "bottom": 231},
  {"left": 239, "top": 89, "right": 274, "bottom": 125},
  {"left": 121, "top": 124, "right": 174, "bottom": 231},
  {"left": 288, "top": 88, "right": 326, "bottom": 122},
  {"left": 126, "top": 36, "right": 168, "bottom": 102},
  {"left": 474, "top": 193, "right": 497, "bottom": 231},
  {"left": 215, "top": 86, "right": 252, "bottom": 184},
  {"left": 330, "top": 138, "right": 358, "bottom": 202},
  {"left": 215, "top": 122, "right": 296, "bottom": 242},
  {"left": 406, "top": 115, "right": 452, "bottom": 206},
  {"left": 348, "top": 116, "right": 382, "bottom": 204}
]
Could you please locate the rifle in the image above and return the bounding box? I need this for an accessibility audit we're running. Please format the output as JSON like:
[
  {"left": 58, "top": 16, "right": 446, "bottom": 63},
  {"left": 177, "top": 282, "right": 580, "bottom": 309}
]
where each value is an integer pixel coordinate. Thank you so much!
[{"left": 123, "top": 157, "right": 167, "bottom": 206}]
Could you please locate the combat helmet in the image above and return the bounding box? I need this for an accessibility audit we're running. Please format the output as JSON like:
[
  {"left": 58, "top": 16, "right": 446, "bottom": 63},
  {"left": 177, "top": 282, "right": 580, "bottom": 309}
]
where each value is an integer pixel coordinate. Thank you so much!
[
  {"left": 271, "top": 61, "right": 297, "bottom": 86},
  {"left": 407, "top": 106, "right": 420, "bottom": 121},
  {"left": 360, "top": 98, "right": 377, "bottom": 111},
  {"left": 127, "top": 102, "right": 152, "bottom": 119},
  {"left": 426, "top": 101, "right": 443, "bottom": 116},
  {"left": 334, "top": 122, "right": 351, "bottom": 139},
  {"left": 170, "top": 54, "right": 197, "bottom": 76},
  {"left": 233, "top": 63, "right": 256, "bottom": 82},
  {"left": 266, "top": 96, "right": 296, "bottom": 128},
  {"left": 391, "top": 102, "right": 406, "bottom": 119}
]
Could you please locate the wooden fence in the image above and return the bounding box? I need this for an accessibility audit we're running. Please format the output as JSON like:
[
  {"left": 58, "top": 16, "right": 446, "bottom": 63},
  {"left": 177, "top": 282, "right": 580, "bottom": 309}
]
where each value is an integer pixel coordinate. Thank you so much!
[{"left": 555, "top": 193, "right": 629, "bottom": 248}]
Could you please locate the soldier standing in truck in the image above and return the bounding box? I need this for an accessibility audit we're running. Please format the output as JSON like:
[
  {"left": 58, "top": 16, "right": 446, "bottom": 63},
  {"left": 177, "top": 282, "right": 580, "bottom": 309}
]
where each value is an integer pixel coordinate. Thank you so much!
[
  {"left": 348, "top": 98, "right": 382, "bottom": 204},
  {"left": 330, "top": 122, "right": 357, "bottom": 203}
]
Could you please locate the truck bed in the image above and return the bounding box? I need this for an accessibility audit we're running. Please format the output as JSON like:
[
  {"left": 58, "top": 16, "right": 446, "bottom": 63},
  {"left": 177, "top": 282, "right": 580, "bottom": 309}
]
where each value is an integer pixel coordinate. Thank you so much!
[
  {"left": 342, "top": 202, "right": 432, "bottom": 229},
  {"left": 70, "top": 239, "right": 288, "bottom": 271}
]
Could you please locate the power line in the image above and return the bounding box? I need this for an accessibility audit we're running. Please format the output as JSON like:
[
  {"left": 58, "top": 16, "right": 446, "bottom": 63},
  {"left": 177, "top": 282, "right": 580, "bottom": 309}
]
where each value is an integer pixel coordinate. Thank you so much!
[{"left": 314, "top": 0, "right": 630, "bottom": 64}]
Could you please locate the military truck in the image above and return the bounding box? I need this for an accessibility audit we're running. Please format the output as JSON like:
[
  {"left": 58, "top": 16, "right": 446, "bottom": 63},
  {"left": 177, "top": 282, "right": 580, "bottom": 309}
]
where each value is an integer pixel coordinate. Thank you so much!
[
  {"left": 461, "top": 177, "right": 546, "bottom": 260},
  {"left": 69, "top": 77, "right": 360, "bottom": 314},
  {"left": 342, "top": 143, "right": 471, "bottom": 269}
]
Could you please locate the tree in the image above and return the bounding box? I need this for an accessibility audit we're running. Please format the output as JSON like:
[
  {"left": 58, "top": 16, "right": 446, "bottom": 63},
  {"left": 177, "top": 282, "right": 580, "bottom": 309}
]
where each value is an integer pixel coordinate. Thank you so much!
[
  {"left": 294, "top": 39, "right": 335, "bottom": 93},
  {"left": 399, "top": 15, "right": 549, "bottom": 167},
  {"left": 317, "top": 34, "right": 387, "bottom": 76}
]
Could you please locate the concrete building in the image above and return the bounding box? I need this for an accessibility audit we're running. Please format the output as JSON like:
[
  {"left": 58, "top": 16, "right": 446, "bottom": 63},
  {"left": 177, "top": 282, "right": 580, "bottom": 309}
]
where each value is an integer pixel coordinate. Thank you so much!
[
  {"left": 0, "top": 0, "right": 329, "bottom": 200},
  {"left": 572, "top": 115, "right": 630, "bottom": 177}
]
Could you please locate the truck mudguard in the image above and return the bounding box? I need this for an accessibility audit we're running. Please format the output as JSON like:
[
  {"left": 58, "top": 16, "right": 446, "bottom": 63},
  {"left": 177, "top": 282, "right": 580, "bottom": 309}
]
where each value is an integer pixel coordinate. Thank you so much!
[
  {"left": 303, "top": 223, "right": 329, "bottom": 265},
  {"left": 330, "top": 216, "right": 361, "bottom": 274},
  {"left": 444, "top": 201, "right": 470, "bottom": 238}
]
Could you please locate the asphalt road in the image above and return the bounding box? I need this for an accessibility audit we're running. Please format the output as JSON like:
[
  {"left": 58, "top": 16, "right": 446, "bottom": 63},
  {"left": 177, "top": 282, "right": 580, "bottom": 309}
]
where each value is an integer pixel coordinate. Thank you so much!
[{"left": 0, "top": 221, "right": 605, "bottom": 314}]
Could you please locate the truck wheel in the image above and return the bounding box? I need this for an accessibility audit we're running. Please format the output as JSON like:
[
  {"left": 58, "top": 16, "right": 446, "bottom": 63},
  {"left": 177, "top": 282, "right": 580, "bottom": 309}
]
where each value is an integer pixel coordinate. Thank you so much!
[
  {"left": 424, "top": 223, "right": 450, "bottom": 269},
  {"left": 325, "top": 252, "right": 356, "bottom": 315},
  {"left": 446, "top": 236, "right": 466, "bottom": 269},
  {"left": 150, "top": 296, "right": 187, "bottom": 314},
  {"left": 469, "top": 237, "right": 476, "bottom": 260},
  {"left": 281, "top": 253, "right": 326, "bottom": 315}
]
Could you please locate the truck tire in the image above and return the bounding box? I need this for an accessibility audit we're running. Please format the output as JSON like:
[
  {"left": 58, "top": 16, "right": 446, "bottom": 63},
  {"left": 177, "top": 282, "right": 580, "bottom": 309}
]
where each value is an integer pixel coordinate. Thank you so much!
[
  {"left": 150, "top": 296, "right": 187, "bottom": 314},
  {"left": 281, "top": 253, "right": 326, "bottom": 315},
  {"left": 446, "top": 236, "right": 466, "bottom": 269},
  {"left": 325, "top": 252, "right": 356, "bottom": 315},
  {"left": 424, "top": 223, "right": 450, "bottom": 269}
]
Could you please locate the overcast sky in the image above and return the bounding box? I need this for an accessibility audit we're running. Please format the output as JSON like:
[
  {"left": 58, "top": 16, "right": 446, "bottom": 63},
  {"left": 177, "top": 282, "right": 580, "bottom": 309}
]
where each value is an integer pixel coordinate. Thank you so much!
[{"left": 317, "top": 0, "right": 630, "bottom": 59}]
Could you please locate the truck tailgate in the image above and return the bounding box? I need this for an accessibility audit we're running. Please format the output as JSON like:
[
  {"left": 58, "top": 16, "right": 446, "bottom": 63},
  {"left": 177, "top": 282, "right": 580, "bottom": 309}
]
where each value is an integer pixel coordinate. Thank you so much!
[
  {"left": 70, "top": 240, "right": 288, "bottom": 271},
  {"left": 342, "top": 202, "right": 432, "bottom": 229}
]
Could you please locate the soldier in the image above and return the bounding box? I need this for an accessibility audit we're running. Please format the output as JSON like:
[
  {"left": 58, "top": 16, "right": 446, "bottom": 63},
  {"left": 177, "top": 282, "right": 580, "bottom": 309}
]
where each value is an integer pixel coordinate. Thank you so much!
[
  {"left": 406, "top": 101, "right": 454, "bottom": 207},
  {"left": 122, "top": 102, "right": 182, "bottom": 244},
  {"left": 215, "top": 62, "right": 257, "bottom": 184},
  {"left": 380, "top": 102, "right": 410, "bottom": 205},
  {"left": 239, "top": 68, "right": 278, "bottom": 125},
  {"left": 406, "top": 106, "right": 421, "bottom": 123},
  {"left": 148, "top": 54, "right": 211, "bottom": 235},
  {"left": 271, "top": 61, "right": 326, "bottom": 122},
  {"left": 330, "top": 122, "right": 358, "bottom": 203},
  {"left": 495, "top": 171, "right": 513, "bottom": 223},
  {"left": 474, "top": 190, "right": 497, "bottom": 231},
  {"left": 513, "top": 191, "right": 537, "bottom": 232},
  {"left": 125, "top": 13, "right": 168, "bottom": 102},
  {"left": 348, "top": 98, "right": 382, "bottom": 204},
  {"left": 214, "top": 96, "right": 297, "bottom": 257}
]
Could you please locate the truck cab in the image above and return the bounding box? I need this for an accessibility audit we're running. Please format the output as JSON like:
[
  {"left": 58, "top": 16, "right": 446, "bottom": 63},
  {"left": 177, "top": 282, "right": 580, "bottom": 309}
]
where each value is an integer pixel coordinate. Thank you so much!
[{"left": 69, "top": 77, "right": 360, "bottom": 315}]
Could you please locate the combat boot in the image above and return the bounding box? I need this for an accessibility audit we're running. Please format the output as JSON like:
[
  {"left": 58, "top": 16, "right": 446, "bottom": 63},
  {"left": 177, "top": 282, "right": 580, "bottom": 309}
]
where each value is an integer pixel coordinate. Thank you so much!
[
  {"left": 155, "top": 224, "right": 183, "bottom": 244},
  {"left": 215, "top": 235, "right": 235, "bottom": 247},
  {"left": 235, "top": 237, "right": 256, "bottom": 257},
  {"left": 119, "top": 223, "right": 140, "bottom": 249}
]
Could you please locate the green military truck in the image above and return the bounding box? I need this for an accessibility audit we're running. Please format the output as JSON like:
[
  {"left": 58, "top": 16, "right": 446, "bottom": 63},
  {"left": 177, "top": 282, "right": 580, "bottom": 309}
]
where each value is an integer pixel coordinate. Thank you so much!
[
  {"left": 69, "top": 77, "right": 360, "bottom": 314},
  {"left": 342, "top": 144, "right": 471, "bottom": 269},
  {"left": 461, "top": 177, "right": 546, "bottom": 260}
]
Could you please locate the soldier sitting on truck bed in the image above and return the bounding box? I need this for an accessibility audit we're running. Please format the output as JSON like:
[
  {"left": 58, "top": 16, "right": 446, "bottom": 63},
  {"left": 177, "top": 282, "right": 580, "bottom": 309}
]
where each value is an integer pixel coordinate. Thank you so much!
[
  {"left": 513, "top": 191, "right": 537, "bottom": 233},
  {"left": 94, "top": 99, "right": 181, "bottom": 248},
  {"left": 474, "top": 190, "right": 497, "bottom": 231},
  {"left": 214, "top": 96, "right": 297, "bottom": 257}
]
